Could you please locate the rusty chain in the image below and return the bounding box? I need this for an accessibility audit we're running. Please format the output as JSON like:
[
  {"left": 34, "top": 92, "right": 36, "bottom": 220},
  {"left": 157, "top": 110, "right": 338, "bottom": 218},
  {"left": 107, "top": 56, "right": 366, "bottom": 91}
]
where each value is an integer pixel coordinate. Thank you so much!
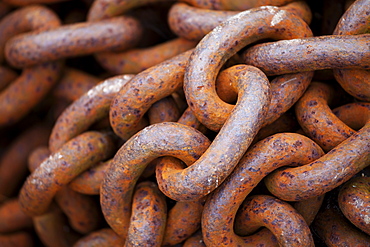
[{"left": 0, "top": 0, "right": 369, "bottom": 246}]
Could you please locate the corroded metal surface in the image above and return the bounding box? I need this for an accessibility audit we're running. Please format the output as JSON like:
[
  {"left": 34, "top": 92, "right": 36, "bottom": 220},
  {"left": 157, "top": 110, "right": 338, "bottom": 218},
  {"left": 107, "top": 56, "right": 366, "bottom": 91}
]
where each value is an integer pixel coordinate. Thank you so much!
[
  {"left": 313, "top": 197, "right": 370, "bottom": 246},
  {"left": 109, "top": 51, "right": 192, "bottom": 140},
  {"left": 52, "top": 68, "right": 100, "bottom": 102},
  {"left": 184, "top": 6, "right": 311, "bottom": 131},
  {"left": 234, "top": 195, "right": 314, "bottom": 246},
  {"left": 73, "top": 228, "right": 125, "bottom": 247},
  {"left": 242, "top": 34, "right": 370, "bottom": 76},
  {"left": 87, "top": 0, "right": 167, "bottom": 21},
  {"left": 49, "top": 74, "right": 134, "bottom": 153},
  {"left": 101, "top": 122, "right": 211, "bottom": 237},
  {"left": 5, "top": 16, "right": 143, "bottom": 68},
  {"left": 202, "top": 133, "right": 323, "bottom": 246},
  {"left": 157, "top": 65, "right": 270, "bottom": 201},
  {"left": 96, "top": 38, "right": 197, "bottom": 74},
  {"left": 19, "top": 131, "right": 115, "bottom": 216},
  {"left": 333, "top": 0, "right": 370, "bottom": 101},
  {"left": 295, "top": 82, "right": 355, "bottom": 151},
  {"left": 69, "top": 160, "right": 111, "bottom": 195},
  {"left": 169, "top": 1, "right": 312, "bottom": 41},
  {"left": 265, "top": 121, "right": 370, "bottom": 201},
  {"left": 125, "top": 181, "right": 167, "bottom": 246},
  {"left": 338, "top": 176, "right": 370, "bottom": 235},
  {"left": 1, "top": 0, "right": 370, "bottom": 245},
  {"left": 181, "top": 0, "right": 295, "bottom": 10}
]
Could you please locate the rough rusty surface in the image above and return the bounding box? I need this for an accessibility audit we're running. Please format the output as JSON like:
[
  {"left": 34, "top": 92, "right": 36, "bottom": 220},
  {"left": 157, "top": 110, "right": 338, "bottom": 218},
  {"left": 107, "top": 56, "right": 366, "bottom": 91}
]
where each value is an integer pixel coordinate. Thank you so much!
[
  {"left": 168, "top": 3, "right": 237, "bottom": 41},
  {"left": 242, "top": 34, "right": 370, "bottom": 76},
  {"left": 265, "top": 121, "right": 370, "bottom": 201},
  {"left": 49, "top": 74, "right": 134, "bottom": 153},
  {"left": 0, "top": 6, "right": 82, "bottom": 127},
  {"left": 0, "top": 5, "right": 61, "bottom": 63},
  {"left": 5, "top": 16, "right": 143, "bottom": 68},
  {"left": 215, "top": 66, "right": 238, "bottom": 104},
  {"left": 293, "top": 195, "right": 325, "bottom": 226},
  {"left": 334, "top": 68, "right": 370, "bottom": 102},
  {"left": 295, "top": 82, "right": 356, "bottom": 151},
  {"left": 125, "top": 181, "right": 167, "bottom": 247},
  {"left": 338, "top": 176, "right": 370, "bottom": 235},
  {"left": 184, "top": 6, "right": 312, "bottom": 131},
  {"left": 19, "top": 131, "right": 115, "bottom": 216},
  {"left": 148, "top": 96, "right": 181, "bottom": 124},
  {"left": 33, "top": 205, "right": 80, "bottom": 247},
  {"left": 30, "top": 146, "right": 101, "bottom": 237},
  {"left": 101, "top": 122, "right": 211, "bottom": 237},
  {"left": 220, "top": 66, "right": 313, "bottom": 128},
  {"left": 149, "top": 102, "right": 204, "bottom": 246},
  {"left": 279, "top": 1, "right": 312, "bottom": 24},
  {"left": 87, "top": 0, "right": 165, "bottom": 21},
  {"left": 28, "top": 150, "right": 103, "bottom": 240},
  {"left": 260, "top": 71, "right": 313, "bottom": 127},
  {"left": 69, "top": 160, "right": 111, "bottom": 195},
  {"left": 0, "top": 124, "right": 50, "bottom": 201},
  {"left": 157, "top": 66, "right": 270, "bottom": 201},
  {"left": 215, "top": 66, "right": 313, "bottom": 128},
  {"left": 162, "top": 182, "right": 204, "bottom": 245},
  {"left": 1, "top": 1, "right": 369, "bottom": 246},
  {"left": 169, "top": 2, "right": 312, "bottom": 41},
  {"left": 333, "top": 0, "right": 369, "bottom": 36},
  {"left": 333, "top": 102, "right": 370, "bottom": 130},
  {"left": 0, "top": 231, "right": 34, "bottom": 247},
  {"left": 202, "top": 133, "right": 323, "bottom": 246},
  {"left": 142, "top": 96, "right": 182, "bottom": 178},
  {"left": 313, "top": 199, "right": 370, "bottom": 246},
  {"left": 0, "top": 61, "right": 63, "bottom": 126},
  {"left": 183, "top": 230, "right": 206, "bottom": 247},
  {"left": 162, "top": 200, "right": 203, "bottom": 246},
  {"left": 234, "top": 195, "right": 314, "bottom": 247},
  {"left": 55, "top": 187, "right": 103, "bottom": 234},
  {"left": 109, "top": 50, "right": 192, "bottom": 141},
  {"left": 177, "top": 107, "right": 204, "bottom": 131},
  {"left": 73, "top": 228, "right": 125, "bottom": 247},
  {"left": 96, "top": 38, "right": 197, "bottom": 74},
  {"left": 52, "top": 68, "right": 100, "bottom": 102},
  {"left": 28, "top": 148, "right": 104, "bottom": 240},
  {"left": 333, "top": 0, "right": 370, "bottom": 101},
  {"left": 181, "top": 0, "right": 295, "bottom": 10},
  {"left": 0, "top": 198, "right": 33, "bottom": 233},
  {"left": 148, "top": 107, "right": 204, "bottom": 246}
]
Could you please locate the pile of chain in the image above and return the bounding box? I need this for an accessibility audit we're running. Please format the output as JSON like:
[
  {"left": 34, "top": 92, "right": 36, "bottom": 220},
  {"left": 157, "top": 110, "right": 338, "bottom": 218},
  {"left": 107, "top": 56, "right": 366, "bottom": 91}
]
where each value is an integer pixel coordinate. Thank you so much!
[{"left": 0, "top": 0, "right": 369, "bottom": 246}]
